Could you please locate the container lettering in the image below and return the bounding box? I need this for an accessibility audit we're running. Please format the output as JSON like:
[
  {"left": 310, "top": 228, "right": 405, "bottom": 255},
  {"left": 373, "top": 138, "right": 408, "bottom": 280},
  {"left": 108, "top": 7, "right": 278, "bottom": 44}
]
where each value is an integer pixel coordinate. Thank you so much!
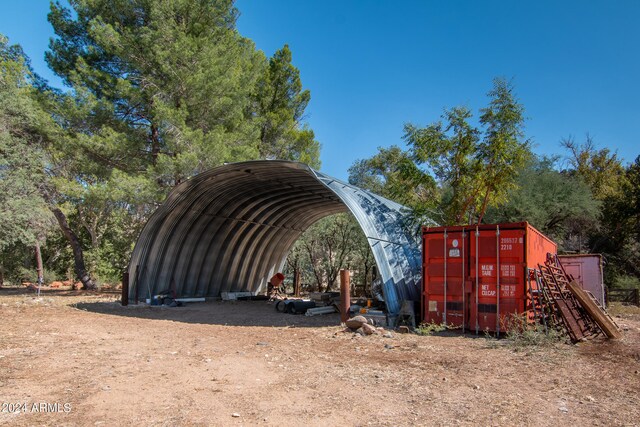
[
  {"left": 481, "top": 264, "right": 494, "bottom": 277},
  {"left": 500, "top": 264, "right": 516, "bottom": 277},
  {"left": 481, "top": 284, "right": 496, "bottom": 296}
]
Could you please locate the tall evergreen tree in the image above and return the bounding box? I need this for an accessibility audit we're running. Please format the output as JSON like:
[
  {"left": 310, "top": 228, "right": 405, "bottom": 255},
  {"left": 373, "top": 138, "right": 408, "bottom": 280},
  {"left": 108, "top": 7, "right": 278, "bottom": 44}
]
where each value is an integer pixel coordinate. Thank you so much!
[
  {"left": 255, "top": 44, "right": 320, "bottom": 168},
  {"left": 47, "top": 0, "right": 264, "bottom": 187},
  {"left": 42, "top": 0, "right": 320, "bottom": 285}
]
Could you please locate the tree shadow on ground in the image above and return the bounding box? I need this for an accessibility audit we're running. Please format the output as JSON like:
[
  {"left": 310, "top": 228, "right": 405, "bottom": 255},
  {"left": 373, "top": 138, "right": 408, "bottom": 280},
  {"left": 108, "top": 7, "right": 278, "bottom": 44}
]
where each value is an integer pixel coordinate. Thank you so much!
[
  {"left": 0, "top": 287, "right": 120, "bottom": 298},
  {"left": 72, "top": 299, "right": 342, "bottom": 328}
]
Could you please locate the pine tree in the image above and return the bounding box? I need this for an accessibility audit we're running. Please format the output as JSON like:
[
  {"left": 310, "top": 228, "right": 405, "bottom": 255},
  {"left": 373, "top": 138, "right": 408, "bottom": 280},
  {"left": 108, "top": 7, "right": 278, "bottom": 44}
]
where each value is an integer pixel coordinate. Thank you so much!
[{"left": 255, "top": 44, "right": 320, "bottom": 168}]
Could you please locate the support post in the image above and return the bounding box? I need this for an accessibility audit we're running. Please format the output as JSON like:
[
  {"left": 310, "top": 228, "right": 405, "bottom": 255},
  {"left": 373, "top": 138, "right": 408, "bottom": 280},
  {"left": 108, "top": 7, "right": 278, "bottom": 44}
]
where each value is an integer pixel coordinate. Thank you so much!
[
  {"left": 35, "top": 239, "right": 43, "bottom": 298},
  {"left": 134, "top": 265, "right": 140, "bottom": 304},
  {"left": 340, "top": 269, "right": 351, "bottom": 323},
  {"left": 294, "top": 269, "right": 301, "bottom": 297},
  {"left": 121, "top": 271, "right": 129, "bottom": 306}
]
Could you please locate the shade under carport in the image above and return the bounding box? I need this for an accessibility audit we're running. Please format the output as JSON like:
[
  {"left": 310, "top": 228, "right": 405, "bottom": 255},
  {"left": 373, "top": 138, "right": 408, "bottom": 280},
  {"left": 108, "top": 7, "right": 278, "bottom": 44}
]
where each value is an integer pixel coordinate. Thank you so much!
[{"left": 128, "top": 161, "right": 434, "bottom": 314}]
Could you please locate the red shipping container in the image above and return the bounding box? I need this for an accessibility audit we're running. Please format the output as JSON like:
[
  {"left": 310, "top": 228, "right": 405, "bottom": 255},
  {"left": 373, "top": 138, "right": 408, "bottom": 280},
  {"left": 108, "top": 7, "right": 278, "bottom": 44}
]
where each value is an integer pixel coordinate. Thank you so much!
[
  {"left": 422, "top": 228, "right": 469, "bottom": 328},
  {"left": 422, "top": 222, "right": 557, "bottom": 334}
]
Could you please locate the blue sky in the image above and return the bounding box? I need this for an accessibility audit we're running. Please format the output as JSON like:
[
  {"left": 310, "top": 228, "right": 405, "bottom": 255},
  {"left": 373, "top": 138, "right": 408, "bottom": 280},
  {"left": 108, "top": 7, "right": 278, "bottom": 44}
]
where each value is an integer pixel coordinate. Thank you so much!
[{"left": 2, "top": 1, "right": 638, "bottom": 180}]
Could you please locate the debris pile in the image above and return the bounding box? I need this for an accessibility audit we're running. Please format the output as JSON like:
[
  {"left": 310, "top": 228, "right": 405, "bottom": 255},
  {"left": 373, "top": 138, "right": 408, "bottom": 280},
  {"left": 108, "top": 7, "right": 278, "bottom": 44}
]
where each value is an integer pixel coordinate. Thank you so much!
[
  {"left": 274, "top": 299, "right": 318, "bottom": 315},
  {"left": 342, "top": 315, "right": 384, "bottom": 335},
  {"left": 272, "top": 292, "right": 343, "bottom": 316},
  {"left": 531, "top": 255, "right": 622, "bottom": 343}
]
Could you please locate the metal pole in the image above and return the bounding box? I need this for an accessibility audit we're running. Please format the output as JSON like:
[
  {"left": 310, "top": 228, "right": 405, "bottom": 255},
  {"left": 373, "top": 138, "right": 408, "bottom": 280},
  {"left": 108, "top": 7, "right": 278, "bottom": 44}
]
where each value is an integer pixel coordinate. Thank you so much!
[
  {"left": 443, "top": 230, "right": 448, "bottom": 325},
  {"left": 496, "top": 225, "right": 501, "bottom": 337},
  {"left": 534, "top": 269, "right": 548, "bottom": 333},
  {"left": 134, "top": 265, "right": 140, "bottom": 304},
  {"left": 340, "top": 269, "right": 351, "bottom": 323},
  {"left": 121, "top": 271, "right": 129, "bottom": 306},
  {"left": 527, "top": 268, "right": 535, "bottom": 322},
  {"left": 35, "top": 240, "right": 43, "bottom": 298}
]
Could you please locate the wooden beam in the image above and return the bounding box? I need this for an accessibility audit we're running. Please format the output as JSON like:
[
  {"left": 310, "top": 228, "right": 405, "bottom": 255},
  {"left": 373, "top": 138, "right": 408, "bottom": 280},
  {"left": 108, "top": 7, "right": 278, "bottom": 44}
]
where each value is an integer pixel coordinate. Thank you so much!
[{"left": 566, "top": 280, "right": 622, "bottom": 339}]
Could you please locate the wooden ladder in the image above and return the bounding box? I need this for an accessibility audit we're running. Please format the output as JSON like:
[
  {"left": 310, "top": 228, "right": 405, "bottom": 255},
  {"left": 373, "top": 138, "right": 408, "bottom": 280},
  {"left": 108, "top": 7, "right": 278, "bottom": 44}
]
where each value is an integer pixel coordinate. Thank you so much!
[{"left": 537, "top": 260, "right": 601, "bottom": 342}]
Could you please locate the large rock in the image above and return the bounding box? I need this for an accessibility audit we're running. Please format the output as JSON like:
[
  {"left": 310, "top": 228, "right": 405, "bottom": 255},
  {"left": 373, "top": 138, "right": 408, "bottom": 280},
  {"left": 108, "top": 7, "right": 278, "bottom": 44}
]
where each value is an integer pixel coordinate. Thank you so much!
[{"left": 345, "top": 315, "right": 368, "bottom": 330}]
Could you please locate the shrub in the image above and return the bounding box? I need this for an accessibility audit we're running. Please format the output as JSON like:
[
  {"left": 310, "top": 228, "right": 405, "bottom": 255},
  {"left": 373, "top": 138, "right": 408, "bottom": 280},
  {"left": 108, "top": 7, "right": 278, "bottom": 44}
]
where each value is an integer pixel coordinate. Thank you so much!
[
  {"left": 503, "top": 313, "right": 565, "bottom": 348},
  {"left": 416, "top": 321, "right": 449, "bottom": 335}
]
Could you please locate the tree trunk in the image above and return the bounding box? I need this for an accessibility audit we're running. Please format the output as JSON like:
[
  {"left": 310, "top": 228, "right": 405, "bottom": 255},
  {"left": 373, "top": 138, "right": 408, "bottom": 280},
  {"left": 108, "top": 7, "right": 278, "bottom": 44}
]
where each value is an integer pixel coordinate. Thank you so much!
[
  {"left": 151, "top": 123, "right": 160, "bottom": 166},
  {"left": 50, "top": 206, "right": 96, "bottom": 290},
  {"left": 0, "top": 264, "right": 4, "bottom": 288},
  {"left": 476, "top": 188, "right": 492, "bottom": 225},
  {"left": 363, "top": 263, "right": 370, "bottom": 290},
  {"left": 294, "top": 268, "right": 300, "bottom": 297},
  {"left": 35, "top": 239, "right": 44, "bottom": 285}
]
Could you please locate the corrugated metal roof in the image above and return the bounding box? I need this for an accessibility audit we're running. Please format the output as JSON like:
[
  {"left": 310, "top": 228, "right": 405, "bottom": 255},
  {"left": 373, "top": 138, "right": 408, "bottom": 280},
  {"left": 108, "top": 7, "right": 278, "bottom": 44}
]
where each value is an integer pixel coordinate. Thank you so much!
[{"left": 128, "top": 160, "right": 435, "bottom": 314}]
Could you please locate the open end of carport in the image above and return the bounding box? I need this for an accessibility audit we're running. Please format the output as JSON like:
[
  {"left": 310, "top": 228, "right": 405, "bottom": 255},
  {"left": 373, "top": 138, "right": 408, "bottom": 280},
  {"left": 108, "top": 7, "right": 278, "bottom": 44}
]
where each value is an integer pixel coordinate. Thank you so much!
[{"left": 126, "top": 160, "right": 430, "bottom": 315}]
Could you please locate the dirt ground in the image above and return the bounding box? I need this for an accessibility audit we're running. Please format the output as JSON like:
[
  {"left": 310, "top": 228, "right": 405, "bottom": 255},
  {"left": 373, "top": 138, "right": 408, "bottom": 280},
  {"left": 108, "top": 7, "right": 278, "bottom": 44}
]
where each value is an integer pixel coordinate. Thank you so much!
[{"left": 1, "top": 287, "right": 639, "bottom": 426}]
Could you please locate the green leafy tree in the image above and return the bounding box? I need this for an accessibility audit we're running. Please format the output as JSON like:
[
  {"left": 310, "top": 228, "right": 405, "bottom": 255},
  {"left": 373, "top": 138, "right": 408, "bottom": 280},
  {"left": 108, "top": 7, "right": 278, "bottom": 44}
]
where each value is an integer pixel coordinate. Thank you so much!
[
  {"left": 484, "top": 156, "right": 600, "bottom": 251},
  {"left": 285, "top": 214, "right": 371, "bottom": 293},
  {"left": 349, "top": 227, "right": 376, "bottom": 295},
  {"left": 561, "top": 135, "right": 625, "bottom": 201},
  {"left": 358, "top": 78, "right": 530, "bottom": 226},
  {"left": 560, "top": 136, "right": 638, "bottom": 289},
  {"left": 0, "top": 35, "right": 56, "bottom": 285},
  {"left": 615, "top": 156, "right": 640, "bottom": 286},
  {"left": 348, "top": 145, "right": 437, "bottom": 210},
  {"left": 474, "top": 78, "right": 531, "bottom": 223},
  {"left": 589, "top": 155, "right": 640, "bottom": 288},
  {"left": 404, "top": 106, "right": 480, "bottom": 223},
  {"left": 626, "top": 156, "right": 640, "bottom": 239}
]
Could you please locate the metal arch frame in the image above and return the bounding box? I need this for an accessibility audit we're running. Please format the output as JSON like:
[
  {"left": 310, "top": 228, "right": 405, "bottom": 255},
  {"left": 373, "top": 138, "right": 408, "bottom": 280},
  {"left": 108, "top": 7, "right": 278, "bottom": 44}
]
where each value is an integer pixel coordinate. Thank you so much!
[{"left": 128, "top": 160, "right": 436, "bottom": 314}]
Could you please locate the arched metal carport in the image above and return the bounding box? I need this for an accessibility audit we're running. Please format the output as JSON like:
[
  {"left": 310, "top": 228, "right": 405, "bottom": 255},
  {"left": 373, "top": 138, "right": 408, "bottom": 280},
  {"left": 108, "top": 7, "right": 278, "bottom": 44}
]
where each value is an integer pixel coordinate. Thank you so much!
[{"left": 128, "top": 160, "right": 435, "bottom": 314}]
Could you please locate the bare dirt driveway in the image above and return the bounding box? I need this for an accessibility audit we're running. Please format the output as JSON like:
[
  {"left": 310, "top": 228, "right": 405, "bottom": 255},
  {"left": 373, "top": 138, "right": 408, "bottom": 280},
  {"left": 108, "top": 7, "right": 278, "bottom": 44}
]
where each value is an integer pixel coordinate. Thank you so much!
[{"left": 1, "top": 288, "right": 639, "bottom": 426}]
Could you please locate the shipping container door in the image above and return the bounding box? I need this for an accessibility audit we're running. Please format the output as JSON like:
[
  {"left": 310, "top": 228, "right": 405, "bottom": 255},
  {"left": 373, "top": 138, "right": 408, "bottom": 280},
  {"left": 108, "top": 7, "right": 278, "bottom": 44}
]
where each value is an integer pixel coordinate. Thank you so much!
[
  {"left": 558, "top": 255, "right": 605, "bottom": 306},
  {"left": 470, "top": 226, "right": 526, "bottom": 334},
  {"left": 562, "top": 261, "right": 582, "bottom": 285},
  {"left": 422, "top": 229, "right": 469, "bottom": 328}
]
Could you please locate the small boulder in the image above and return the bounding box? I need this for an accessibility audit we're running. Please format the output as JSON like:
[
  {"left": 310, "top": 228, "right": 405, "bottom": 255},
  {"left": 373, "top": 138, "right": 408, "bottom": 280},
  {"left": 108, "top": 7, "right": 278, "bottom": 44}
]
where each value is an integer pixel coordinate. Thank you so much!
[
  {"left": 361, "top": 323, "right": 377, "bottom": 335},
  {"left": 345, "top": 315, "right": 368, "bottom": 330}
]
